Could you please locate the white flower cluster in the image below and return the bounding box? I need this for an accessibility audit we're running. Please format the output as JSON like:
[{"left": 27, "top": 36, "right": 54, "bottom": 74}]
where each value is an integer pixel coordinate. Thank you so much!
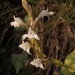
[{"left": 10, "top": 9, "right": 54, "bottom": 69}]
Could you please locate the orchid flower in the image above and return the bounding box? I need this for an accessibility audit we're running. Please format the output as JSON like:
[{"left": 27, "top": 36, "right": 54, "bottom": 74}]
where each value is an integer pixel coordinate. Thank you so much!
[
  {"left": 19, "top": 41, "right": 32, "bottom": 55},
  {"left": 10, "top": 15, "right": 26, "bottom": 28},
  {"left": 10, "top": 16, "right": 24, "bottom": 28},
  {"left": 35, "top": 10, "right": 54, "bottom": 22},
  {"left": 30, "top": 58, "right": 45, "bottom": 69},
  {"left": 22, "top": 27, "right": 40, "bottom": 40},
  {"left": 10, "top": 16, "right": 20, "bottom": 28}
]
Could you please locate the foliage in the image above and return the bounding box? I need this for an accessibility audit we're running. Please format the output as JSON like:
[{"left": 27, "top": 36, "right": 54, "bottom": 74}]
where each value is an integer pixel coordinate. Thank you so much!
[
  {"left": 58, "top": 49, "right": 75, "bottom": 75},
  {"left": 0, "top": 48, "right": 6, "bottom": 54},
  {"left": 11, "top": 51, "right": 28, "bottom": 73}
]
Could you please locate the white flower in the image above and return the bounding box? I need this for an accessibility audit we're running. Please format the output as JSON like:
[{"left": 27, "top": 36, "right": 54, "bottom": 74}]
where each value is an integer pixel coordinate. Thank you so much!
[
  {"left": 30, "top": 58, "right": 45, "bottom": 69},
  {"left": 10, "top": 15, "right": 25, "bottom": 28},
  {"left": 35, "top": 10, "right": 54, "bottom": 22},
  {"left": 19, "top": 41, "right": 32, "bottom": 55},
  {"left": 22, "top": 27, "right": 40, "bottom": 40}
]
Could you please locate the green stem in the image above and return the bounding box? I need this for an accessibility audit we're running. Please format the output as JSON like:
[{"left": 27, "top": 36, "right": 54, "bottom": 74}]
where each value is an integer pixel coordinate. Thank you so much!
[{"left": 43, "top": 60, "right": 75, "bottom": 71}]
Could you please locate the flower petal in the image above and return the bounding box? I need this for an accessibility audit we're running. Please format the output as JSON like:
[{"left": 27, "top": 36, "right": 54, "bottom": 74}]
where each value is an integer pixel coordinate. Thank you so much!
[
  {"left": 39, "top": 63, "right": 45, "bottom": 69},
  {"left": 26, "top": 48, "right": 32, "bottom": 55},
  {"left": 22, "top": 34, "right": 29, "bottom": 40},
  {"left": 13, "top": 15, "right": 25, "bottom": 25},
  {"left": 48, "top": 11, "right": 54, "bottom": 15},
  {"left": 10, "top": 21, "right": 20, "bottom": 28},
  {"left": 33, "top": 34, "right": 40, "bottom": 40}
]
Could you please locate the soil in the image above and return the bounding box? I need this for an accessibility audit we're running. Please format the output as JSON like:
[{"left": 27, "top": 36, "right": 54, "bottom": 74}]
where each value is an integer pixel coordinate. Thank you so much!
[{"left": 0, "top": 0, "right": 75, "bottom": 75}]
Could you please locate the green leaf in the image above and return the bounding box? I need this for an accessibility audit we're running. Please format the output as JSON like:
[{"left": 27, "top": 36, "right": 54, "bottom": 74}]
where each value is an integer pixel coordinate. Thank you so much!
[
  {"left": 58, "top": 67, "right": 75, "bottom": 75},
  {"left": 58, "top": 49, "right": 75, "bottom": 75},
  {"left": 0, "top": 48, "right": 6, "bottom": 54},
  {"left": 64, "top": 49, "right": 75, "bottom": 72},
  {"left": 15, "top": 26, "right": 25, "bottom": 32},
  {"left": 11, "top": 51, "right": 28, "bottom": 74},
  {"left": 24, "top": 15, "right": 29, "bottom": 23}
]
